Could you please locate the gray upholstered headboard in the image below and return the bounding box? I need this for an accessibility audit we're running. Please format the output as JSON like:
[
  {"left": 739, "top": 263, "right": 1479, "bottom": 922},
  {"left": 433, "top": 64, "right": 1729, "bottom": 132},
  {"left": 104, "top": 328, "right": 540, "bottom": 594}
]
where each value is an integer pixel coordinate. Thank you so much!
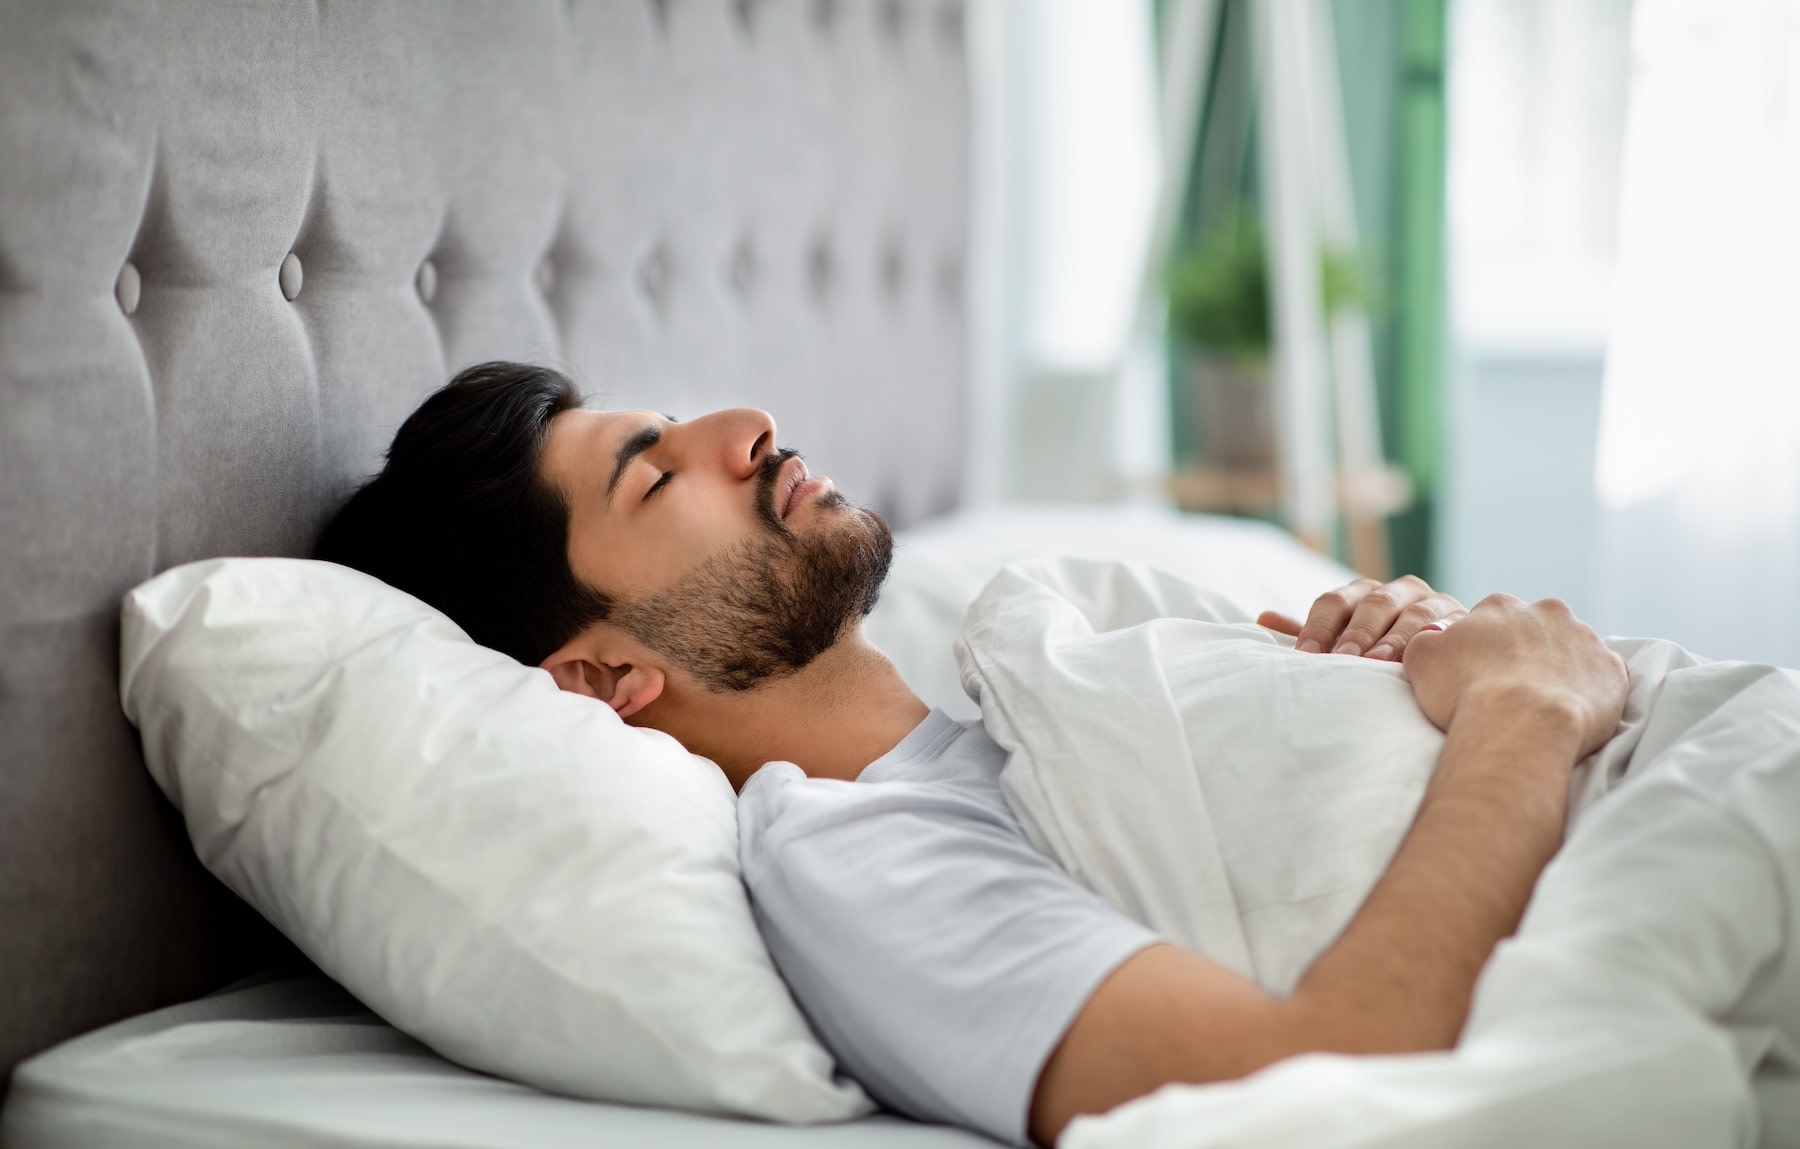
[{"left": 0, "top": 0, "right": 967, "bottom": 1078}]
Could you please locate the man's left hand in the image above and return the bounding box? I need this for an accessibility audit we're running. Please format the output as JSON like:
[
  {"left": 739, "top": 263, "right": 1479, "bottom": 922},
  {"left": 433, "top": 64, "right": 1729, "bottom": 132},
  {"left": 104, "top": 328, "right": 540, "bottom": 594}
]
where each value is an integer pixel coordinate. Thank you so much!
[{"left": 1258, "top": 575, "right": 1467, "bottom": 662}]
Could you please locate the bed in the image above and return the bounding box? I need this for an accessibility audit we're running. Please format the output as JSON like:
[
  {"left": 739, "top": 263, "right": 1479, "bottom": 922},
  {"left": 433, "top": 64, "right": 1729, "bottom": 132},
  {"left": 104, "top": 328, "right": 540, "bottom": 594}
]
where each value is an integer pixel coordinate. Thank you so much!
[
  {"left": 2, "top": 970, "right": 997, "bottom": 1149},
  {"left": 0, "top": 2, "right": 1363, "bottom": 1145},
  {"left": 13, "top": 6, "right": 1798, "bottom": 1147}
]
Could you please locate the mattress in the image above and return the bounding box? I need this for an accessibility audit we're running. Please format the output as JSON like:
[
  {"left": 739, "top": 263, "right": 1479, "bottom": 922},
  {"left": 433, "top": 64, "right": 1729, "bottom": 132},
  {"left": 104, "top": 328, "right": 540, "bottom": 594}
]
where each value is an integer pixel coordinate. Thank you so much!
[{"left": 0, "top": 970, "right": 995, "bottom": 1149}]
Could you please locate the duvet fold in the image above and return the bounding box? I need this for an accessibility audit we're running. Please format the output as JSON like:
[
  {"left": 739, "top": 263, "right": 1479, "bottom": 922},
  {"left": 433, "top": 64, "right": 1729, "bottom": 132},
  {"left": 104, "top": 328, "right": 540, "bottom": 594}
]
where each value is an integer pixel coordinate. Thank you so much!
[{"left": 957, "top": 558, "right": 1800, "bottom": 1149}]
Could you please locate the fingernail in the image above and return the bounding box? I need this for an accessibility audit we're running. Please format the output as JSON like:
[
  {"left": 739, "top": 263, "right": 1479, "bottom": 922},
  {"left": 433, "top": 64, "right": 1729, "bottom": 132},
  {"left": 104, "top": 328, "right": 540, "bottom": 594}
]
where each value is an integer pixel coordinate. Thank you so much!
[
  {"left": 1368, "top": 643, "right": 1394, "bottom": 660},
  {"left": 1298, "top": 639, "right": 1321, "bottom": 654},
  {"left": 1333, "top": 641, "right": 1361, "bottom": 657}
]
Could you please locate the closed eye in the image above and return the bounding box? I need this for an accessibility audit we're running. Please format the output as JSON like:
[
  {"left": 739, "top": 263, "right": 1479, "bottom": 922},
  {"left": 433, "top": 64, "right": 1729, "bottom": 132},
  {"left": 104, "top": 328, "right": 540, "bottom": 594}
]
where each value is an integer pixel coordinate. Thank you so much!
[{"left": 644, "top": 470, "right": 674, "bottom": 499}]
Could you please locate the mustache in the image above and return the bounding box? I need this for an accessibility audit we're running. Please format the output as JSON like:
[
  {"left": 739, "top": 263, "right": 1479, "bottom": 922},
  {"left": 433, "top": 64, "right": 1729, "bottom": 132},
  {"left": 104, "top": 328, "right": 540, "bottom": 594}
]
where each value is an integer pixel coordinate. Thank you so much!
[{"left": 754, "top": 448, "right": 801, "bottom": 534}]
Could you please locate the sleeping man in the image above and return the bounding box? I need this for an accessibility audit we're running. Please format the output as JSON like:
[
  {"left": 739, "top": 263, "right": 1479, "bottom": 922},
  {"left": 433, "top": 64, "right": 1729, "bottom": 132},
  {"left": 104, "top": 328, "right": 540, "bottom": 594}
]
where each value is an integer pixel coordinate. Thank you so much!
[{"left": 318, "top": 362, "right": 1799, "bottom": 1147}]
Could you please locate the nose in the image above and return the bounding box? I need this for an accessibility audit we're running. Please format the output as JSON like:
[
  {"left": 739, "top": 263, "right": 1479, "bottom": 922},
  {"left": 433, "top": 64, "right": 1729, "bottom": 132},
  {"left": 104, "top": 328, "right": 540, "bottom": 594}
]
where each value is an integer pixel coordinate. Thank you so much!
[{"left": 689, "top": 407, "right": 777, "bottom": 481}]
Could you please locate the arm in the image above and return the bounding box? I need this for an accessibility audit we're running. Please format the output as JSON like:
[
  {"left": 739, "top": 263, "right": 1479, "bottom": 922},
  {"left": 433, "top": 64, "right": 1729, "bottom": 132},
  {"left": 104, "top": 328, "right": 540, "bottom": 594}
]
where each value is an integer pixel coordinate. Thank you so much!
[{"left": 1029, "top": 595, "right": 1626, "bottom": 1146}]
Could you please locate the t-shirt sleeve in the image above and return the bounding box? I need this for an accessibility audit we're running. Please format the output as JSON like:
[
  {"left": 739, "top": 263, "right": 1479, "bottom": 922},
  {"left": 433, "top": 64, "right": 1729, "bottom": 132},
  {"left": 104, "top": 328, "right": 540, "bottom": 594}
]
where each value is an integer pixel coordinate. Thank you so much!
[{"left": 738, "top": 763, "right": 1158, "bottom": 1146}]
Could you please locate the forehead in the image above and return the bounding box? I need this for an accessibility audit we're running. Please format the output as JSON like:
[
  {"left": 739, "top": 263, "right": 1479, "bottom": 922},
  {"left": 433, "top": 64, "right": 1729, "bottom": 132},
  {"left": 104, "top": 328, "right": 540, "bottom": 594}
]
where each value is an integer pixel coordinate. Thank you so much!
[
  {"left": 537, "top": 408, "right": 631, "bottom": 503},
  {"left": 540, "top": 407, "right": 649, "bottom": 475}
]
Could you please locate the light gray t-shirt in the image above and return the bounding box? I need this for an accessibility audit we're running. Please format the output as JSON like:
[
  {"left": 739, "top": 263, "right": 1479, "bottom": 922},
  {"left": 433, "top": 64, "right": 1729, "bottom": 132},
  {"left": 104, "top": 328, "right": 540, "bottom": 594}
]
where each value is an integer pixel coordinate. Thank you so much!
[{"left": 737, "top": 710, "right": 1159, "bottom": 1145}]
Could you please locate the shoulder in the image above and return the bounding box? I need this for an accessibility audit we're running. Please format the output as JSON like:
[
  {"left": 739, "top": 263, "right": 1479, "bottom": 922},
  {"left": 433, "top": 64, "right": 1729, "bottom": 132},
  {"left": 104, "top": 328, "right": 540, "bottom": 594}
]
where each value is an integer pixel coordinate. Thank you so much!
[
  {"left": 738, "top": 758, "right": 1015, "bottom": 891},
  {"left": 735, "top": 751, "right": 1162, "bottom": 1144}
]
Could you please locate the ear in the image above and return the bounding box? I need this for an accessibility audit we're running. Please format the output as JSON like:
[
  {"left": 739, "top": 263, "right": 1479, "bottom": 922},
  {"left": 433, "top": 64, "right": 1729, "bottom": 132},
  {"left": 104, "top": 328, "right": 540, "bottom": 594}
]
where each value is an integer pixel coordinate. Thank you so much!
[{"left": 540, "top": 633, "right": 667, "bottom": 719}]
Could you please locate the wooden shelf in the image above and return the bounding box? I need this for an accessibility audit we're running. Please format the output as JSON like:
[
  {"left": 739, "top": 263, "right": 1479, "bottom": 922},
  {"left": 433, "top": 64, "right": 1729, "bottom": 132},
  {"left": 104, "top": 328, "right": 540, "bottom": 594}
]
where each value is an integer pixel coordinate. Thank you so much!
[
  {"left": 1166, "top": 464, "right": 1414, "bottom": 519},
  {"left": 1167, "top": 463, "right": 1414, "bottom": 577}
]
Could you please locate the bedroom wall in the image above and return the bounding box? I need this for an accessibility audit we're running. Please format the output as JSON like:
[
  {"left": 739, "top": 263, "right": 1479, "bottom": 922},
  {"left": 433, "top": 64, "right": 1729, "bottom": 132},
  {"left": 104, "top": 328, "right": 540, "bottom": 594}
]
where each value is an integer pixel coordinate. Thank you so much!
[{"left": 1438, "top": 350, "right": 1604, "bottom": 619}]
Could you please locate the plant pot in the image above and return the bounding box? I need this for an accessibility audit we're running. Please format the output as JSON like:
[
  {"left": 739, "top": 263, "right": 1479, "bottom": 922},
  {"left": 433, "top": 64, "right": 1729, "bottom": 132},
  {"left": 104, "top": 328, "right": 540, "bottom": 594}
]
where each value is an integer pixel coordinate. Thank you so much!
[{"left": 1181, "top": 352, "right": 1275, "bottom": 469}]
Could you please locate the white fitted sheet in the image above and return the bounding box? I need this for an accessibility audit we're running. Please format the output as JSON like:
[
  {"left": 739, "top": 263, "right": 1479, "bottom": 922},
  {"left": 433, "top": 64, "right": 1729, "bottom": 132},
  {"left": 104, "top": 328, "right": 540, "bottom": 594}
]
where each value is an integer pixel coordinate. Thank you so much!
[{"left": 1, "top": 972, "right": 996, "bottom": 1149}]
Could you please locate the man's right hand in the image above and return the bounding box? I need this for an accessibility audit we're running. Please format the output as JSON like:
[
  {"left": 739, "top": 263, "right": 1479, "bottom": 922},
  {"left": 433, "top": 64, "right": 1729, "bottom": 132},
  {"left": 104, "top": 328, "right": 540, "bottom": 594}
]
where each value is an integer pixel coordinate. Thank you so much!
[{"left": 1402, "top": 594, "right": 1628, "bottom": 761}]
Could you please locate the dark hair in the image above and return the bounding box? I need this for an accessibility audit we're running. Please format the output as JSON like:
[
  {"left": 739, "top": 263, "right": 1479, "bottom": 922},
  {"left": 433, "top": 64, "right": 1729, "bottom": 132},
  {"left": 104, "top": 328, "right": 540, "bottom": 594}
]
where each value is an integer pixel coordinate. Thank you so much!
[{"left": 315, "top": 361, "right": 612, "bottom": 665}]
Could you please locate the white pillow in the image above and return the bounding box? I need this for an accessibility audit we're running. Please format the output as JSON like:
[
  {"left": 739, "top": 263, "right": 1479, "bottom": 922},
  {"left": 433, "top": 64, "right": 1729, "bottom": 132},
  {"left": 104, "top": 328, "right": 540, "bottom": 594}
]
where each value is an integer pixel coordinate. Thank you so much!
[{"left": 119, "top": 558, "right": 871, "bottom": 1123}]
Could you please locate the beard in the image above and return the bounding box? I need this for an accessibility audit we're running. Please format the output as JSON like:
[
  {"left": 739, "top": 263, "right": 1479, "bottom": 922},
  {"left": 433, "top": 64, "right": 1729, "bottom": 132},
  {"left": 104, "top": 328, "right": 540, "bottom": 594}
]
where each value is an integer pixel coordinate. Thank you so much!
[{"left": 611, "top": 450, "right": 894, "bottom": 692}]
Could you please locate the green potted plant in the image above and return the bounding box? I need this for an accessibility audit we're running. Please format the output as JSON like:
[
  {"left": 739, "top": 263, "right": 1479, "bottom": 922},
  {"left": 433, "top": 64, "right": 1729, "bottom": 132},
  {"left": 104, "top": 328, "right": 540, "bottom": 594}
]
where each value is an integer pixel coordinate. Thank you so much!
[{"left": 1165, "top": 213, "right": 1366, "bottom": 469}]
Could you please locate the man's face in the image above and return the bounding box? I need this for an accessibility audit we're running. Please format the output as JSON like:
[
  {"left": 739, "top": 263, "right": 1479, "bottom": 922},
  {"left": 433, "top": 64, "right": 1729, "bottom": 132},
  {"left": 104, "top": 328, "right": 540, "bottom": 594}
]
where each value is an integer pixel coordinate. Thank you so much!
[{"left": 538, "top": 407, "right": 893, "bottom": 692}]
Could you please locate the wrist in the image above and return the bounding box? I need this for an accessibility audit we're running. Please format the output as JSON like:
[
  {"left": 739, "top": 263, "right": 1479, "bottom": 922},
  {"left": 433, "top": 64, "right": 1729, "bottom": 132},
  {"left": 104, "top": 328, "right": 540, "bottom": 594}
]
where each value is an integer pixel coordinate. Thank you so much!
[{"left": 1449, "top": 680, "right": 1589, "bottom": 760}]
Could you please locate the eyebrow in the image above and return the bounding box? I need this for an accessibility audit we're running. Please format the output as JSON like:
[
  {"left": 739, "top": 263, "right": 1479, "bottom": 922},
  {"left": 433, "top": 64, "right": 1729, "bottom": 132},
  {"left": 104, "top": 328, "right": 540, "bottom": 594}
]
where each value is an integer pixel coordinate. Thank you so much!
[{"left": 606, "top": 422, "right": 663, "bottom": 503}]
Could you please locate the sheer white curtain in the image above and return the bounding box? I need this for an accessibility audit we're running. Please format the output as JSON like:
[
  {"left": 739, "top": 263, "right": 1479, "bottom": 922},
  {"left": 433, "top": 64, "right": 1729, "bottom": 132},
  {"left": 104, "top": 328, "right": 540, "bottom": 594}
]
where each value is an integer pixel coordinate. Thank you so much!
[
  {"left": 1449, "top": 0, "right": 1633, "bottom": 352},
  {"left": 1592, "top": 0, "right": 1800, "bottom": 663},
  {"left": 964, "top": 0, "right": 1163, "bottom": 503}
]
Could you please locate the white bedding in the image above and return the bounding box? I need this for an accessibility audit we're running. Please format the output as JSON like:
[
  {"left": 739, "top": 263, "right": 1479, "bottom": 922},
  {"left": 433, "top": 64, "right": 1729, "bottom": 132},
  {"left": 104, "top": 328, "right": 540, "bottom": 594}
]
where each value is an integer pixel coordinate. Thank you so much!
[
  {"left": 0, "top": 972, "right": 992, "bottom": 1149},
  {"left": 37, "top": 505, "right": 1794, "bottom": 1148},
  {"left": 119, "top": 557, "right": 870, "bottom": 1122},
  {"left": 961, "top": 558, "right": 1444, "bottom": 993},
  {"left": 865, "top": 504, "right": 1356, "bottom": 720},
  {"left": 0, "top": 507, "right": 1362, "bottom": 1149},
  {"left": 960, "top": 558, "right": 1800, "bottom": 1148}
]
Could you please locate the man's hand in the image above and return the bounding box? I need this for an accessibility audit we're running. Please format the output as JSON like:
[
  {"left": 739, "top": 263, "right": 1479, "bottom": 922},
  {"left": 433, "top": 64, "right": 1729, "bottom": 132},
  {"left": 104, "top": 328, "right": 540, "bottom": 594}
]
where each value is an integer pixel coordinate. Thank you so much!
[
  {"left": 1258, "top": 575, "right": 1467, "bottom": 661},
  {"left": 1403, "top": 593, "right": 1628, "bottom": 760}
]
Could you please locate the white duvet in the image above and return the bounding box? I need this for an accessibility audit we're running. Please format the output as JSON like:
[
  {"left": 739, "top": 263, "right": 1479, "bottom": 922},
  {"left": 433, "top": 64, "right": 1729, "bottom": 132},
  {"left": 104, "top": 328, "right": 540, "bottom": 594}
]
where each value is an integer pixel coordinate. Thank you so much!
[{"left": 957, "top": 559, "right": 1800, "bottom": 1149}]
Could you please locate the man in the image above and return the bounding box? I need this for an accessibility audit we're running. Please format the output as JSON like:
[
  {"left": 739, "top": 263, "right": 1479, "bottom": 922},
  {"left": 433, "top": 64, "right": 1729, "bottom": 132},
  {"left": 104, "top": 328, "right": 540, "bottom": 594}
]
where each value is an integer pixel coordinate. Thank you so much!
[{"left": 318, "top": 362, "right": 1627, "bottom": 1146}]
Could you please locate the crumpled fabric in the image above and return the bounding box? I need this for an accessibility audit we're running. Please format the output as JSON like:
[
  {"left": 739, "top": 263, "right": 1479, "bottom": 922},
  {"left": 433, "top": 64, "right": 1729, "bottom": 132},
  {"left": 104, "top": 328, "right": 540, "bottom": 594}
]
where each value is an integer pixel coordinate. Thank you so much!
[{"left": 957, "top": 557, "right": 1800, "bottom": 1148}]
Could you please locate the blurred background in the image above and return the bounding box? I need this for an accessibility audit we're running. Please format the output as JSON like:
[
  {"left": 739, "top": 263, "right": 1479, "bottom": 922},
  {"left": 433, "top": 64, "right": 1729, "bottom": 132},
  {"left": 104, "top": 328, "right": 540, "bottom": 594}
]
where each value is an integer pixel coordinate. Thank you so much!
[{"left": 959, "top": 0, "right": 1800, "bottom": 665}]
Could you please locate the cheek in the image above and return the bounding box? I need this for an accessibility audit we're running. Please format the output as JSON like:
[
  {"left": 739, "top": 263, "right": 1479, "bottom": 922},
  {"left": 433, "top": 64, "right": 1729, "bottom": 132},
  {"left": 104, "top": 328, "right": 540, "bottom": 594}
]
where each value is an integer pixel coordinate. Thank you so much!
[{"left": 600, "top": 492, "right": 756, "bottom": 598}]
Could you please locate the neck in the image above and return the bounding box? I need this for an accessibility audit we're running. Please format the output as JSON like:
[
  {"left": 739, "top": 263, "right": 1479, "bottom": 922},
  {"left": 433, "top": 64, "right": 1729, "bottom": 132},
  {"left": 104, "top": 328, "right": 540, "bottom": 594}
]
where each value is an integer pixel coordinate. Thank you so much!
[{"left": 640, "top": 626, "right": 930, "bottom": 790}]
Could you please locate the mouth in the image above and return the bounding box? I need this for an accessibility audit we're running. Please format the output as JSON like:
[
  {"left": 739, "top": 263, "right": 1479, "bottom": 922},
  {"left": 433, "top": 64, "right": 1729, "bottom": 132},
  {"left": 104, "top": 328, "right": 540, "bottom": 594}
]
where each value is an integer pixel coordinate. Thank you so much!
[{"left": 776, "top": 455, "right": 832, "bottom": 520}]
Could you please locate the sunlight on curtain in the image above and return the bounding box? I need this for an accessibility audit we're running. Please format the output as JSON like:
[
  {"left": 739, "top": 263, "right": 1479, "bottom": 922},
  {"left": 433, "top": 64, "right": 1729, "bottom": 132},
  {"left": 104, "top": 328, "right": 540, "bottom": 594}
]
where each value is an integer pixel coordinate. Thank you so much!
[
  {"left": 1593, "top": 0, "right": 1800, "bottom": 662},
  {"left": 1449, "top": 0, "right": 1632, "bottom": 353},
  {"left": 1022, "top": 1, "right": 1160, "bottom": 373},
  {"left": 967, "top": 0, "right": 1164, "bottom": 501}
]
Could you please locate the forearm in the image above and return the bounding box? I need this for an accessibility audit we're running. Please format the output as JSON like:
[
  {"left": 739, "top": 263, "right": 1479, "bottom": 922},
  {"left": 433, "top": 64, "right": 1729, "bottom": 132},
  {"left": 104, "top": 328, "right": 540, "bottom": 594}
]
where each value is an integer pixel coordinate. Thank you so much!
[{"left": 1285, "top": 682, "right": 1586, "bottom": 1052}]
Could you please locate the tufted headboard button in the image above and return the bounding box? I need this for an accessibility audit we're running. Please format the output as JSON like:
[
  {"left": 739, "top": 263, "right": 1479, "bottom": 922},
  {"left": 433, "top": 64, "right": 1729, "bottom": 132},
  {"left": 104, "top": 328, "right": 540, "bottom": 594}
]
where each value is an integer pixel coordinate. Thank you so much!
[
  {"left": 807, "top": 235, "right": 834, "bottom": 305},
  {"left": 879, "top": 238, "right": 905, "bottom": 302},
  {"left": 115, "top": 262, "right": 141, "bottom": 316},
  {"left": 881, "top": 0, "right": 906, "bottom": 44},
  {"left": 638, "top": 245, "right": 669, "bottom": 308},
  {"left": 728, "top": 241, "right": 756, "bottom": 298},
  {"left": 936, "top": 250, "right": 962, "bottom": 309},
  {"left": 416, "top": 259, "right": 438, "bottom": 304},
  {"left": 936, "top": 0, "right": 962, "bottom": 49},
  {"left": 733, "top": 0, "right": 760, "bottom": 36},
  {"left": 279, "top": 252, "right": 303, "bottom": 301}
]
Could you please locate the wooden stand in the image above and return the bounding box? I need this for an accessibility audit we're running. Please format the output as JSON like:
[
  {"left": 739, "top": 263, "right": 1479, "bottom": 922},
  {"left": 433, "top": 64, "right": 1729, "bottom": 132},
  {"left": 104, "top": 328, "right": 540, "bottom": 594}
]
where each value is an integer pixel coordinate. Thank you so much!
[
  {"left": 1138, "top": 1, "right": 1420, "bottom": 581},
  {"left": 1167, "top": 462, "right": 1413, "bottom": 578},
  {"left": 1157, "top": 0, "right": 1416, "bottom": 582}
]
